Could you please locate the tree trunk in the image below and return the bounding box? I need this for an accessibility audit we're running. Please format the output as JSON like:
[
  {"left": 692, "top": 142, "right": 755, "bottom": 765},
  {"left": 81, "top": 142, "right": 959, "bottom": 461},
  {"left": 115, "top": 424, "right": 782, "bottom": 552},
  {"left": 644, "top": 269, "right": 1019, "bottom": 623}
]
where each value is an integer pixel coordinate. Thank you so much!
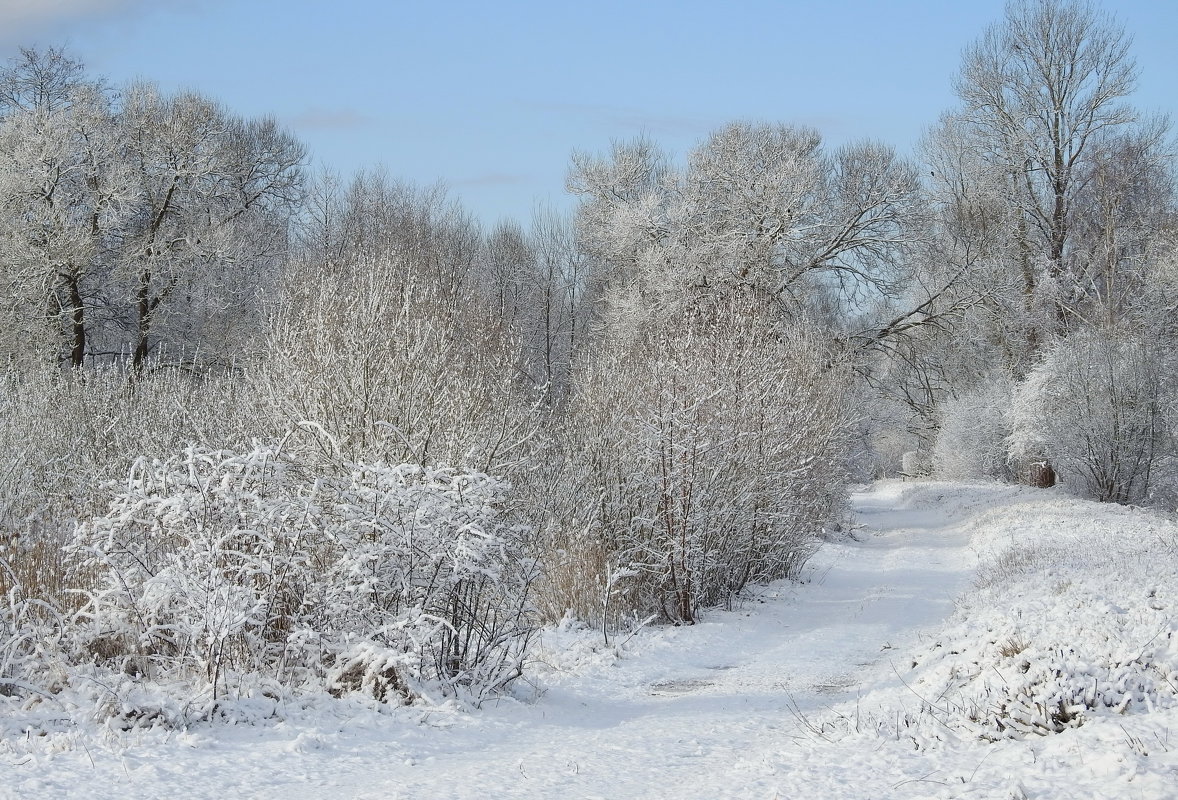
[
  {"left": 133, "top": 266, "right": 151, "bottom": 369},
  {"left": 66, "top": 272, "right": 85, "bottom": 367}
]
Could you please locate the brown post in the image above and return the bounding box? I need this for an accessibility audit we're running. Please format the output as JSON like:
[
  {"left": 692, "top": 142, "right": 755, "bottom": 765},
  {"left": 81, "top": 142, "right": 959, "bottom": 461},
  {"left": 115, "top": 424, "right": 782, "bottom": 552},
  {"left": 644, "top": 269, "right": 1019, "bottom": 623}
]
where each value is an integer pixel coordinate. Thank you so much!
[{"left": 1027, "top": 459, "right": 1056, "bottom": 489}]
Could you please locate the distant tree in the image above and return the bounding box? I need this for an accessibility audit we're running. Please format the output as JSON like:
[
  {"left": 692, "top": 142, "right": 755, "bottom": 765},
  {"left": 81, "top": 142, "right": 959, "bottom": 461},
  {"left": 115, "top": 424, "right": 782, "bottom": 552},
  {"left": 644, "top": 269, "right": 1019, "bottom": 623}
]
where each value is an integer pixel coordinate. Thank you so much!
[
  {"left": 118, "top": 83, "right": 305, "bottom": 368},
  {"left": 482, "top": 218, "right": 534, "bottom": 333},
  {"left": 521, "top": 206, "right": 586, "bottom": 397},
  {"left": 950, "top": 0, "right": 1142, "bottom": 340},
  {"left": 0, "top": 52, "right": 122, "bottom": 366}
]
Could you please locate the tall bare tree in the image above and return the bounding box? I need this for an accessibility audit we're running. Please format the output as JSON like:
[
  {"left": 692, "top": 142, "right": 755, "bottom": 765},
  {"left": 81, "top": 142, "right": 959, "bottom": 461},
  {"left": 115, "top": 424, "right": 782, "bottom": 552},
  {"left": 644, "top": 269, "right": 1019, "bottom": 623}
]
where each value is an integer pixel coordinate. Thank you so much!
[{"left": 952, "top": 0, "right": 1140, "bottom": 335}]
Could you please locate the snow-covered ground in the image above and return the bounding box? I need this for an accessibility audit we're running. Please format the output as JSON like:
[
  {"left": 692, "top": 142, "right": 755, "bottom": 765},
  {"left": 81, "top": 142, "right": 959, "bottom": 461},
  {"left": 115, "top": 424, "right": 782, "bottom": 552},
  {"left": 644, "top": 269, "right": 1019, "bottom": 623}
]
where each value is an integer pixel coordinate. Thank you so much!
[{"left": 4, "top": 480, "right": 1177, "bottom": 799}]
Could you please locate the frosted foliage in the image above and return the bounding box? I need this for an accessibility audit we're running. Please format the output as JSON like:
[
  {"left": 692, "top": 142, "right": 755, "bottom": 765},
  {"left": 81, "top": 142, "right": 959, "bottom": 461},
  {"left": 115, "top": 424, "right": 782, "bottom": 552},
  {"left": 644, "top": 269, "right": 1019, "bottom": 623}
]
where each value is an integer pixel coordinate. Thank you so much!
[
  {"left": 933, "top": 377, "right": 1015, "bottom": 480},
  {"left": 549, "top": 299, "right": 852, "bottom": 625},
  {"left": 0, "top": 576, "right": 65, "bottom": 699},
  {"left": 0, "top": 364, "right": 254, "bottom": 607},
  {"left": 568, "top": 124, "right": 921, "bottom": 329},
  {"left": 263, "top": 255, "right": 534, "bottom": 475},
  {"left": 70, "top": 444, "right": 535, "bottom": 706},
  {"left": 1008, "top": 331, "right": 1171, "bottom": 503}
]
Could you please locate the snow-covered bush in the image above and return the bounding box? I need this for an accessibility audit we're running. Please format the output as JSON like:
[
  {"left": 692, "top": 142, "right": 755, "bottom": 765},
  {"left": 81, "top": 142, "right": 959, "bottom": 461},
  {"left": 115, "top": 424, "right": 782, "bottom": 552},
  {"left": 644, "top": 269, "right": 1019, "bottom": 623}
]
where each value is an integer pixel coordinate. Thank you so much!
[
  {"left": 542, "top": 296, "right": 853, "bottom": 625},
  {"left": 932, "top": 376, "right": 1015, "bottom": 481},
  {"left": 0, "top": 560, "right": 67, "bottom": 700},
  {"left": 900, "top": 491, "right": 1178, "bottom": 742},
  {"left": 70, "top": 443, "right": 537, "bottom": 707},
  {"left": 1009, "top": 328, "right": 1171, "bottom": 503},
  {"left": 319, "top": 460, "right": 538, "bottom": 700},
  {"left": 0, "top": 362, "right": 257, "bottom": 607}
]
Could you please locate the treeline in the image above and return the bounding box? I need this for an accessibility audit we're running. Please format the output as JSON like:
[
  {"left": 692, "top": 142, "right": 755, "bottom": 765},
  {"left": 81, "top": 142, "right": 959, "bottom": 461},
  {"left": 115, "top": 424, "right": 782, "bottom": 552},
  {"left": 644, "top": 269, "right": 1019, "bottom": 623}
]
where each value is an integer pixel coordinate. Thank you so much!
[
  {"left": 880, "top": 0, "right": 1178, "bottom": 506},
  {"left": 1, "top": 0, "right": 1176, "bottom": 717}
]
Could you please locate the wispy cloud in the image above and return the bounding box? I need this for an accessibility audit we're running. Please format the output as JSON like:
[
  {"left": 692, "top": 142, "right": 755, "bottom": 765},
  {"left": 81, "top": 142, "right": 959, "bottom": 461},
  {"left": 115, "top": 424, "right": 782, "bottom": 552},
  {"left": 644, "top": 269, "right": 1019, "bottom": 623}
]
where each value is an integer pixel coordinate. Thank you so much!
[
  {"left": 0, "top": 1, "right": 219, "bottom": 51},
  {"left": 289, "top": 108, "right": 375, "bottom": 130}
]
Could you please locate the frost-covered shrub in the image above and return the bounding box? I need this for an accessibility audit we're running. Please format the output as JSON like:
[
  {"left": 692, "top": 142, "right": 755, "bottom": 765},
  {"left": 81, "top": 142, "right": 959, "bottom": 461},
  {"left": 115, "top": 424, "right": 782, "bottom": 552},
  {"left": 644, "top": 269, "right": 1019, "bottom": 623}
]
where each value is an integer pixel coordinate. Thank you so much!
[
  {"left": 70, "top": 443, "right": 536, "bottom": 706},
  {"left": 263, "top": 250, "right": 536, "bottom": 476},
  {"left": 318, "top": 461, "right": 537, "bottom": 699},
  {"left": 70, "top": 446, "right": 316, "bottom": 689},
  {"left": 0, "top": 562, "right": 67, "bottom": 699},
  {"left": 543, "top": 297, "right": 853, "bottom": 625},
  {"left": 0, "top": 363, "right": 257, "bottom": 605},
  {"left": 1009, "top": 329, "right": 1171, "bottom": 503},
  {"left": 932, "top": 376, "right": 1015, "bottom": 481}
]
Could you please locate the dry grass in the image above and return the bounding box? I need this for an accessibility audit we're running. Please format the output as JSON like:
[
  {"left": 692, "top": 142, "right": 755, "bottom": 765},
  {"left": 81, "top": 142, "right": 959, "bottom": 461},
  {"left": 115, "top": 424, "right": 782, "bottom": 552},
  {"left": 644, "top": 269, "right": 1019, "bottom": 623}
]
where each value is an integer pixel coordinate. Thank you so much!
[
  {"left": 974, "top": 543, "right": 1073, "bottom": 590},
  {"left": 997, "top": 634, "right": 1030, "bottom": 658},
  {"left": 0, "top": 526, "right": 83, "bottom": 607},
  {"left": 533, "top": 532, "right": 612, "bottom": 626},
  {"left": 532, "top": 529, "right": 652, "bottom": 631}
]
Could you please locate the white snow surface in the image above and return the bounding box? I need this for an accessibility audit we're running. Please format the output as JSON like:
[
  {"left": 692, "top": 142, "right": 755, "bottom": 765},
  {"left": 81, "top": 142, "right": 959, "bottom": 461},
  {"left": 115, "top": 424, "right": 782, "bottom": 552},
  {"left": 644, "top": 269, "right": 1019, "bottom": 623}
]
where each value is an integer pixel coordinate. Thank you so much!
[{"left": 4, "top": 480, "right": 1178, "bottom": 799}]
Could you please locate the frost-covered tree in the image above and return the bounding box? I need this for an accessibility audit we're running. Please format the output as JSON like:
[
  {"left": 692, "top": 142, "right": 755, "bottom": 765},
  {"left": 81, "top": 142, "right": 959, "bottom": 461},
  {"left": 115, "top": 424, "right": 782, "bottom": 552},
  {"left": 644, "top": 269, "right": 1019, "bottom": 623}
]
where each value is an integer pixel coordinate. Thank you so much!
[
  {"left": 939, "top": 0, "right": 1161, "bottom": 346},
  {"left": 567, "top": 124, "right": 924, "bottom": 329},
  {"left": 1008, "top": 328, "right": 1171, "bottom": 503},
  {"left": 0, "top": 49, "right": 305, "bottom": 369},
  {"left": 0, "top": 54, "right": 123, "bottom": 366},
  {"left": 541, "top": 293, "right": 853, "bottom": 625},
  {"left": 117, "top": 82, "right": 305, "bottom": 368}
]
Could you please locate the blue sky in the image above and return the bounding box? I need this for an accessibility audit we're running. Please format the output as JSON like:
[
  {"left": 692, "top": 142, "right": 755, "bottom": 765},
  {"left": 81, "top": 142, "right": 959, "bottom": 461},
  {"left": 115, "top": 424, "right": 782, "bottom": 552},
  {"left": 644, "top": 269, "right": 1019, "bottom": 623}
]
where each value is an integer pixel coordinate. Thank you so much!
[{"left": 1, "top": 0, "right": 1174, "bottom": 226}]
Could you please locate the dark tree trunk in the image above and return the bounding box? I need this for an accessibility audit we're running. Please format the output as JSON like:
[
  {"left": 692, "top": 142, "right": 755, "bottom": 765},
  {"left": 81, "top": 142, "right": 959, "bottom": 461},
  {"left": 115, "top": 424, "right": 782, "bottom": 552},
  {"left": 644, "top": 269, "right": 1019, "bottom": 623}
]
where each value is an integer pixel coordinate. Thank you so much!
[
  {"left": 66, "top": 272, "right": 85, "bottom": 367},
  {"left": 133, "top": 266, "right": 151, "bottom": 369}
]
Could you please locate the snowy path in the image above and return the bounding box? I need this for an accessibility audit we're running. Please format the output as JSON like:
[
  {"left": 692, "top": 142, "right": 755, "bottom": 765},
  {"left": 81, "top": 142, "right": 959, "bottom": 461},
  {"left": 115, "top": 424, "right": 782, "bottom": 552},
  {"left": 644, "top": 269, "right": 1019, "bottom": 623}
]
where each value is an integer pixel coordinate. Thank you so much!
[
  {"left": 6, "top": 482, "right": 997, "bottom": 799},
  {"left": 327, "top": 481, "right": 981, "bottom": 800}
]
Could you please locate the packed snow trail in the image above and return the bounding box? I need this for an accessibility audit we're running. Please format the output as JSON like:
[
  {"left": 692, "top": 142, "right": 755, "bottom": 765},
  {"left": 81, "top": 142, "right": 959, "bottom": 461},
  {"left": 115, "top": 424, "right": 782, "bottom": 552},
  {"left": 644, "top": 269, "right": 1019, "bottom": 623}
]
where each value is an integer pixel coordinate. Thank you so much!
[
  {"left": 6, "top": 481, "right": 999, "bottom": 800},
  {"left": 290, "top": 482, "right": 982, "bottom": 800}
]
